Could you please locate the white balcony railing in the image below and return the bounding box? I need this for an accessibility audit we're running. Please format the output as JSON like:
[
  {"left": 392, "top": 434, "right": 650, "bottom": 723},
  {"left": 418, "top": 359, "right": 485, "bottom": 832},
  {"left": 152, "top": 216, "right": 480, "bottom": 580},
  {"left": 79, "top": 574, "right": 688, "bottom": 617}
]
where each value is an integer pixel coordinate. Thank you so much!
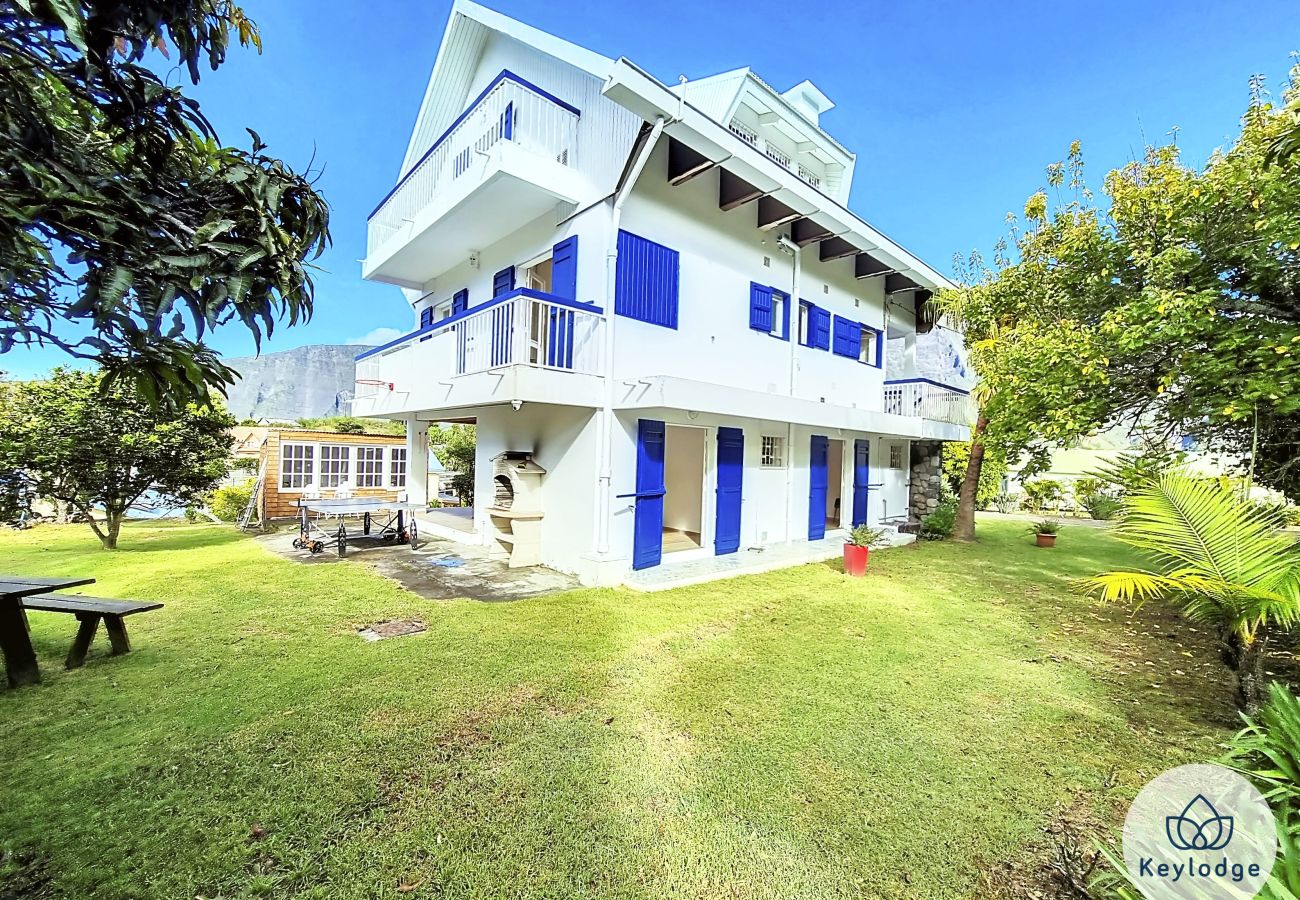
[
  {"left": 354, "top": 289, "right": 603, "bottom": 398},
  {"left": 367, "top": 71, "right": 580, "bottom": 256},
  {"left": 883, "top": 379, "right": 975, "bottom": 426}
]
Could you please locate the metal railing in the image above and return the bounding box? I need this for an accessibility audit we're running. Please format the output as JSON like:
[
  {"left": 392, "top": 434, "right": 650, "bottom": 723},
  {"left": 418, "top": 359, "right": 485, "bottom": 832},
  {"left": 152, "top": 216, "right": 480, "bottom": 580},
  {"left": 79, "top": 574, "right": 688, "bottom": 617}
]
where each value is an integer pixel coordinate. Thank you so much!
[
  {"left": 356, "top": 290, "right": 602, "bottom": 386},
  {"left": 883, "top": 378, "right": 975, "bottom": 426},
  {"left": 367, "top": 72, "right": 580, "bottom": 256}
]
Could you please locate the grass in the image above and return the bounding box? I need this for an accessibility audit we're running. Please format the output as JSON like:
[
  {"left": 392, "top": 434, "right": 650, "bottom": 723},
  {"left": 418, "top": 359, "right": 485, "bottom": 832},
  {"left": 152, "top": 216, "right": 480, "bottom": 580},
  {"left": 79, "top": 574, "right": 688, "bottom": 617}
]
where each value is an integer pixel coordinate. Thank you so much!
[{"left": 0, "top": 520, "right": 1238, "bottom": 899}]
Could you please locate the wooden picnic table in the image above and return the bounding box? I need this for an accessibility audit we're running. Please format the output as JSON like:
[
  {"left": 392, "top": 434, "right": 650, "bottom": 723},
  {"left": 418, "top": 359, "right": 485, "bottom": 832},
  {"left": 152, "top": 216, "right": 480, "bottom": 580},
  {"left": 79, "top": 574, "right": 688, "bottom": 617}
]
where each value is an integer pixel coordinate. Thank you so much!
[{"left": 0, "top": 575, "right": 95, "bottom": 688}]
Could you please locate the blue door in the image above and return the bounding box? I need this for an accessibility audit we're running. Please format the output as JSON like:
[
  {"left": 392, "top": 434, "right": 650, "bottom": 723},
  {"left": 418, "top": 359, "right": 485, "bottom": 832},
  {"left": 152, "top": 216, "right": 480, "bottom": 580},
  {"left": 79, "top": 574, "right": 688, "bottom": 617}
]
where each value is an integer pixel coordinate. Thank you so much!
[
  {"left": 714, "top": 427, "right": 744, "bottom": 555},
  {"left": 808, "top": 435, "right": 829, "bottom": 540},
  {"left": 632, "top": 419, "right": 666, "bottom": 570},
  {"left": 851, "top": 439, "right": 870, "bottom": 526}
]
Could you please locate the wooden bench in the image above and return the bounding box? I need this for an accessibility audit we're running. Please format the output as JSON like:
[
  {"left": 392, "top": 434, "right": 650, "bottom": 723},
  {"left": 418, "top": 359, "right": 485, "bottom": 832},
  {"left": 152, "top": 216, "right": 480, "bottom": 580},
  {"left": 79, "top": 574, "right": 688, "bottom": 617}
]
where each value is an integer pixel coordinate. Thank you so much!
[{"left": 20, "top": 595, "right": 163, "bottom": 669}]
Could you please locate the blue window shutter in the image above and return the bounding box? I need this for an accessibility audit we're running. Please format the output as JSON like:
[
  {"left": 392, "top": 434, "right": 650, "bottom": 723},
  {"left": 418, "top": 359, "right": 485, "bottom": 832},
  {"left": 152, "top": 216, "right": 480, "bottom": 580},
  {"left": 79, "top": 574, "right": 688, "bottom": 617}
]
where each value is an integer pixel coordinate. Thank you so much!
[
  {"left": 419, "top": 306, "right": 433, "bottom": 328},
  {"left": 714, "top": 427, "right": 744, "bottom": 555},
  {"left": 492, "top": 266, "right": 515, "bottom": 297},
  {"left": 552, "top": 236, "right": 578, "bottom": 300},
  {"left": 452, "top": 288, "right": 468, "bottom": 314},
  {"left": 812, "top": 306, "right": 831, "bottom": 350},
  {"left": 832, "top": 315, "right": 861, "bottom": 358},
  {"left": 851, "top": 439, "right": 870, "bottom": 527},
  {"left": 615, "top": 230, "right": 680, "bottom": 329},
  {"left": 632, "top": 419, "right": 667, "bottom": 570},
  {"left": 749, "top": 283, "right": 773, "bottom": 332},
  {"left": 808, "top": 435, "right": 829, "bottom": 541}
]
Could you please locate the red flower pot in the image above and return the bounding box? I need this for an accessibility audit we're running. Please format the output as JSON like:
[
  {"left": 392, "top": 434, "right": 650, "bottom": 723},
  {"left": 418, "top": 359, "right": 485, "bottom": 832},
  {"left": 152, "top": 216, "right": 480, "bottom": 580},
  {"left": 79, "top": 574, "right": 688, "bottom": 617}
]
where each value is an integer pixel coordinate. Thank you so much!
[
  {"left": 844, "top": 543, "right": 869, "bottom": 576},
  {"left": 1036, "top": 533, "right": 1057, "bottom": 548}
]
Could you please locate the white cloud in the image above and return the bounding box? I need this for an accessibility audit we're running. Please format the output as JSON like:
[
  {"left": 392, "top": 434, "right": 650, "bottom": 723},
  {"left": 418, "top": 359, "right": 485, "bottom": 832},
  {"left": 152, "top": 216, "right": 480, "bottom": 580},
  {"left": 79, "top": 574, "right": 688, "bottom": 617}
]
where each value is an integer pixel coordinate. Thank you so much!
[{"left": 347, "top": 327, "right": 404, "bottom": 346}]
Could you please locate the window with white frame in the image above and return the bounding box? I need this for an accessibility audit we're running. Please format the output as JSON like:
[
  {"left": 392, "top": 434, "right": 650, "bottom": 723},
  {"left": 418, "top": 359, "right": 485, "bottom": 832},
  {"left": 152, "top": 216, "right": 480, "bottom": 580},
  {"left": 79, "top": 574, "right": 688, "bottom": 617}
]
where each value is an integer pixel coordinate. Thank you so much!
[
  {"left": 389, "top": 447, "right": 408, "bottom": 488},
  {"left": 280, "top": 443, "right": 314, "bottom": 489},
  {"left": 355, "top": 447, "right": 385, "bottom": 488},
  {"left": 319, "top": 444, "right": 351, "bottom": 488},
  {"left": 769, "top": 291, "right": 787, "bottom": 338},
  {"left": 889, "top": 443, "right": 906, "bottom": 469},
  {"left": 859, "top": 327, "right": 879, "bottom": 366},
  {"left": 797, "top": 301, "right": 810, "bottom": 345},
  {"left": 761, "top": 435, "right": 785, "bottom": 467}
]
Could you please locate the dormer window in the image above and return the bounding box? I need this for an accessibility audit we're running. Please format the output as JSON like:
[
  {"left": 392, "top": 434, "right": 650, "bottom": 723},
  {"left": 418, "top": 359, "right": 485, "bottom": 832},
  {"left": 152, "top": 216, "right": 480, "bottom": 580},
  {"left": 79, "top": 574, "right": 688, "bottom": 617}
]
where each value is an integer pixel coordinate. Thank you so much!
[
  {"left": 729, "top": 120, "right": 759, "bottom": 147},
  {"left": 765, "top": 144, "right": 791, "bottom": 169}
]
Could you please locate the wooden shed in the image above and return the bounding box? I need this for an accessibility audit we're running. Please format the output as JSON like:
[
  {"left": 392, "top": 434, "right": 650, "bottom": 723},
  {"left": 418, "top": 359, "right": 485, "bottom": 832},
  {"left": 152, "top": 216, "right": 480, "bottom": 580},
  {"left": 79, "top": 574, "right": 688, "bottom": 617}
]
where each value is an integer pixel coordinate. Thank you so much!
[{"left": 242, "top": 429, "right": 411, "bottom": 521}]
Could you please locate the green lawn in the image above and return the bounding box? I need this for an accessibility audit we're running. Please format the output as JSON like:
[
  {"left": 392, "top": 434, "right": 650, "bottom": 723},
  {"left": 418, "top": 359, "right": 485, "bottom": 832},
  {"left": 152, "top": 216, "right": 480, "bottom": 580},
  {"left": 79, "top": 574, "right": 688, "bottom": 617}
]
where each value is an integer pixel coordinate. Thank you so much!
[{"left": 1, "top": 520, "right": 1236, "bottom": 899}]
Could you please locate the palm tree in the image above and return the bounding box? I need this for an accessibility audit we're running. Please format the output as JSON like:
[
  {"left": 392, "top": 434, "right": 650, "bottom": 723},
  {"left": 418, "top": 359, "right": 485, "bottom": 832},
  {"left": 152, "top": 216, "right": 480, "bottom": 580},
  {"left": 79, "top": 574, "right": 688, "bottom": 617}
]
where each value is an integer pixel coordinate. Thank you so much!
[{"left": 1083, "top": 472, "right": 1300, "bottom": 713}]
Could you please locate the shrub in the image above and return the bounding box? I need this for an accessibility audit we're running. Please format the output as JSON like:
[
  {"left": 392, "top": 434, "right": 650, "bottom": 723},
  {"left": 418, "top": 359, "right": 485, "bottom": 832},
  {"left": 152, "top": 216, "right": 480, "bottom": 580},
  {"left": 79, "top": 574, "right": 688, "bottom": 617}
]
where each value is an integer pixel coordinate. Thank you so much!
[
  {"left": 209, "top": 484, "right": 252, "bottom": 522},
  {"left": 1028, "top": 519, "right": 1059, "bottom": 536},
  {"left": 920, "top": 499, "right": 957, "bottom": 540},
  {"left": 1083, "top": 494, "right": 1123, "bottom": 521},
  {"left": 991, "top": 491, "right": 1020, "bottom": 514},
  {"left": 1021, "top": 479, "right": 1063, "bottom": 513},
  {"left": 230, "top": 457, "right": 260, "bottom": 473},
  {"left": 941, "top": 440, "right": 1007, "bottom": 509},
  {"left": 846, "top": 524, "right": 889, "bottom": 548}
]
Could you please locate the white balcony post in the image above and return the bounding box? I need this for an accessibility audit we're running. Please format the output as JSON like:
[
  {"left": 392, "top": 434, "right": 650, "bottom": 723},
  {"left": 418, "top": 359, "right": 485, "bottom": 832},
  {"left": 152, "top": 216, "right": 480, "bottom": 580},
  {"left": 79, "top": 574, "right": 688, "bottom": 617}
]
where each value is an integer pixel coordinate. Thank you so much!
[
  {"left": 406, "top": 419, "right": 429, "bottom": 508},
  {"left": 514, "top": 295, "right": 529, "bottom": 366}
]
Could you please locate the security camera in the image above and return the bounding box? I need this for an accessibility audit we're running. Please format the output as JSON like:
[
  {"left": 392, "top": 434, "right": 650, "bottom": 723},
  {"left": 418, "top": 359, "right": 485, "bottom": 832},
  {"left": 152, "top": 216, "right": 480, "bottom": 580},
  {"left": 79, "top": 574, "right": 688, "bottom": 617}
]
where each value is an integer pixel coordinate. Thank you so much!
[{"left": 510, "top": 399, "right": 523, "bottom": 411}]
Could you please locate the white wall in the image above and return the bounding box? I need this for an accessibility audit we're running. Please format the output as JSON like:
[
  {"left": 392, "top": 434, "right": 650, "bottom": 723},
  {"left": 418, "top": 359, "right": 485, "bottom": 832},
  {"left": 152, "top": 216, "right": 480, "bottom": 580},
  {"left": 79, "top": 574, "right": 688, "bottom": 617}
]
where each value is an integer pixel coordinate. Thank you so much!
[
  {"left": 473, "top": 403, "right": 599, "bottom": 575},
  {"left": 614, "top": 141, "right": 892, "bottom": 409}
]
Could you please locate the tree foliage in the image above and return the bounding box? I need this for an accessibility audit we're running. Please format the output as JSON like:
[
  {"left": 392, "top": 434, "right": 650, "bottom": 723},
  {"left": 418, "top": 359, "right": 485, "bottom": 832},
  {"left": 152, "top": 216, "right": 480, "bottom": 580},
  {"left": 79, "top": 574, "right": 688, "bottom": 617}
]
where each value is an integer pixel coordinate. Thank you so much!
[
  {"left": 1083, "top": 472, "right": 1300, "bottom": 712},
  {"left": 0, "top": 368, "right": 234, "bottom": 547},
  {"left": 0, "top": 1, "right": 331, "bottom": 404},
  {"left": 941, "top": 440, "right": 1006, "bottom": 508},
  {"left": 938, "top": 65, "right": 1300, "bottom": 538}
]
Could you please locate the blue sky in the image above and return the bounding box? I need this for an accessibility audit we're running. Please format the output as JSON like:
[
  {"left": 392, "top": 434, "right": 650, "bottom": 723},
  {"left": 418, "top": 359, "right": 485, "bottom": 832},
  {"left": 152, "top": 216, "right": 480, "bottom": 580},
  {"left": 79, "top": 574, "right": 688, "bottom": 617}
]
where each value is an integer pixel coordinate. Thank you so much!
[{"left": 6, "top": 0, "right": 1299, "bottom": 378}]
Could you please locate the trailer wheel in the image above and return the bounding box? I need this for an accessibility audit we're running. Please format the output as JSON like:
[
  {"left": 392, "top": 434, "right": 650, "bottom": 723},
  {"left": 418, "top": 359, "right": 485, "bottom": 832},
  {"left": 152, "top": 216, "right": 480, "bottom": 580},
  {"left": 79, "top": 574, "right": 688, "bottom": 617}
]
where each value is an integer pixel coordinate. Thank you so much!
[
  {"left": 310, "top": 541, "right": 325, "bottom": 554},
  {"left": 291, "top": 538, "right": 302, "bottom": 550}
]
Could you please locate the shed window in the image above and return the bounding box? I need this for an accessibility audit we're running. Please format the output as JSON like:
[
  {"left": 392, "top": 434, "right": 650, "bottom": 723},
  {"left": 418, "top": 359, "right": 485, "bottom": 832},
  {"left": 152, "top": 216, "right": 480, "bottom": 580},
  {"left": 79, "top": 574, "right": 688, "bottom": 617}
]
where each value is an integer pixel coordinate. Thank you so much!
[
  {"left": 389, "top": 448, "right": 408, "bottom": 488},
  {"left": 280, "top": 443, "right": 314, "bottom": 489},
  {"left": 319, "top": 445, "right": 351, "bottom": 488},
  {"left": 356, "top": 447, "right": 385, "bottom": 488}
]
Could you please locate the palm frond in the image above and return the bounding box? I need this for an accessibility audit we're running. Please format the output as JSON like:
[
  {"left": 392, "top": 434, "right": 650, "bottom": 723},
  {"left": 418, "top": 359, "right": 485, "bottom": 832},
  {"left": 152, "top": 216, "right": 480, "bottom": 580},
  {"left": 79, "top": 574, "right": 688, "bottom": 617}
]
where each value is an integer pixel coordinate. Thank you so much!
[{"left": 1111, "top": 472, "right": 1300, "bottom": 597}]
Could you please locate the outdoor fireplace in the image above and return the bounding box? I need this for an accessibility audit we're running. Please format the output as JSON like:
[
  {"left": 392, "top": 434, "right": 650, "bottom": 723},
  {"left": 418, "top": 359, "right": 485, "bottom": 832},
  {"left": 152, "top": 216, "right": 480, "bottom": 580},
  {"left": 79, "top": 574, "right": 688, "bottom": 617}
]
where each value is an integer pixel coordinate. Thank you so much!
[
  {"left": 486, "top": 452, "right": 546, "bottom": 567},
  {"left": 493, "top": 475, "right": 514, "bottom": 509}
]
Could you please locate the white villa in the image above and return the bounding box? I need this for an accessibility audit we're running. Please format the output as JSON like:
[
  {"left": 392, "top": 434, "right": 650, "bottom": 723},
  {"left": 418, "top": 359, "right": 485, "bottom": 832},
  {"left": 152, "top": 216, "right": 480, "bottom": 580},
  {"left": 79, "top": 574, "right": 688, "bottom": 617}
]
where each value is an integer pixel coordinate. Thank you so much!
[{"left": 351, "top": 1, "right": 973, "bottom": 587}]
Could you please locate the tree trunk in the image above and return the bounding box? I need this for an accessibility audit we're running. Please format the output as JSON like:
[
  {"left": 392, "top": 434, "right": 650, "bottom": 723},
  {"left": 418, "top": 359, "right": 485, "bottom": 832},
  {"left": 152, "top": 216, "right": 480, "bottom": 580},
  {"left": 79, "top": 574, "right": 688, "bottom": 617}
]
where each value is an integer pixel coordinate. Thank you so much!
[
  {"left": 92, "top": 508, "right": 124, "bottom": 550},
  {"left": 1223, "top": 630, "right": 1268, "bottom": 714},
  {"left": 953, "top": 413, "right": 990, "bottom": 543}
]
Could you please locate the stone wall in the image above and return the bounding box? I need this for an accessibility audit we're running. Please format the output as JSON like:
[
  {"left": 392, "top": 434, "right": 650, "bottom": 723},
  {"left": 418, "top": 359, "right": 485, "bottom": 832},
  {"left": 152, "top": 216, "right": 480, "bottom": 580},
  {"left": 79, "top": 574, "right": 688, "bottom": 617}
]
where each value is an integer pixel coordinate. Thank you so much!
[{"left": 908, "top": 440, "right": 945, "bottom": 522}]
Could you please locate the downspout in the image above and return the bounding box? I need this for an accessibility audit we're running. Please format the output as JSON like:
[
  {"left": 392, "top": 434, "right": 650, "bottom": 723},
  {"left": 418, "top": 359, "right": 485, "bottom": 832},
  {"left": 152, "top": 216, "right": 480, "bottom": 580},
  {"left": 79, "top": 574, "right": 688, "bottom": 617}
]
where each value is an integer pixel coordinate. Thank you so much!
[
  {"left": 595, "top": 115, "right": 667, "bottom": 556},
  {"left": 778, "top": 234, "right": 801, "bottom": 543}
]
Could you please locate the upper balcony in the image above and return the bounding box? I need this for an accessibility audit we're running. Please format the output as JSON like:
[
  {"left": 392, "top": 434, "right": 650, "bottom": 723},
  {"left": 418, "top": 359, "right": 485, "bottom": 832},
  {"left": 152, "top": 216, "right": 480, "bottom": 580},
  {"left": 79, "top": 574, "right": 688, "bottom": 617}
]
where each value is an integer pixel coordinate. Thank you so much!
[
  {"left": 364, "top": 71, "right": 587, "bottom": 288},
  {"left": 352, "top": 288, "right": 605, "bottom": 418}
]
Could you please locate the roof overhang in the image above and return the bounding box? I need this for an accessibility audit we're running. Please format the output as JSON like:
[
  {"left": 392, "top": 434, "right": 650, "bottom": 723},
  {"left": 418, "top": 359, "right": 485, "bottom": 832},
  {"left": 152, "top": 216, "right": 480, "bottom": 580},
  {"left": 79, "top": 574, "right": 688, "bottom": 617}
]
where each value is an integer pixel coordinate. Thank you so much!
[{"left": 601, "top": 58, "right": 954, "bottom": 293}]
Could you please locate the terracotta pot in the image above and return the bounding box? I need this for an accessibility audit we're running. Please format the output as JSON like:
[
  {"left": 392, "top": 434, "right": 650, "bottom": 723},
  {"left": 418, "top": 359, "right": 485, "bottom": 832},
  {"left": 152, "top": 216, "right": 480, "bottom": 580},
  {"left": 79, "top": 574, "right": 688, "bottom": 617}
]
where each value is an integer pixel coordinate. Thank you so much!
[
  {"left": 1036, "top": 533, "right": 1057, "bottom": 548},
  {"left": 844, "top": 543, "right": 869, "bottom": 576}
]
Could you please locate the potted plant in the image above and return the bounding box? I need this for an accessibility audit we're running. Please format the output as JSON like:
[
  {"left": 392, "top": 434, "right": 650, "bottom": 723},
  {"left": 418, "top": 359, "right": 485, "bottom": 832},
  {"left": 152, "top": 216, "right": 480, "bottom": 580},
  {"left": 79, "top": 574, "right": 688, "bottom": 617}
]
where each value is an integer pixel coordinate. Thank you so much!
[
  {"left": 1029, "top": 519, "right": 1059, "bottom": 547},
  {"left": 844, "top": 525, "right": 889, "bottom": 576}
]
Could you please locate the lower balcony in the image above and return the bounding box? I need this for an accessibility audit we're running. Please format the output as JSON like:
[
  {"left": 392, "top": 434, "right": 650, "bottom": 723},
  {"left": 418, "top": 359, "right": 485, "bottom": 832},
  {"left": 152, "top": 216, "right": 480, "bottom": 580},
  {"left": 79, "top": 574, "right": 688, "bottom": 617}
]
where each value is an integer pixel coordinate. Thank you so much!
[
  {"left": 883, "top": 378, "right": 975, "bottom": 431},
  {"left": 352, "top": 289, "right": 605, "bottom": 418}
]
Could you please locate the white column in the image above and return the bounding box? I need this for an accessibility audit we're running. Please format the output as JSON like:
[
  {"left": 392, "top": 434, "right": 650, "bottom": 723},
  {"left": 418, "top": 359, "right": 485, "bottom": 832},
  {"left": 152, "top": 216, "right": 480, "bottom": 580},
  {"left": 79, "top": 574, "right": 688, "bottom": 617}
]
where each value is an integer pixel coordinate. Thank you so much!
[{"left": 406, "top": 419, "right": 430, "bottom": 507}]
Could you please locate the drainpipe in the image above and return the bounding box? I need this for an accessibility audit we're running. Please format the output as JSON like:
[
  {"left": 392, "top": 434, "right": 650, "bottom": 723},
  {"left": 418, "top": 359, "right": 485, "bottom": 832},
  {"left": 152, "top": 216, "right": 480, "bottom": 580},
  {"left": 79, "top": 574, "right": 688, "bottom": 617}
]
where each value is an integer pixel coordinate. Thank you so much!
[
  {"left": 777, "top": 233, "right": 801, "bottom": 543},
  {"left": 594, "top": 115, "right": 667, "bottom": 556}
]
